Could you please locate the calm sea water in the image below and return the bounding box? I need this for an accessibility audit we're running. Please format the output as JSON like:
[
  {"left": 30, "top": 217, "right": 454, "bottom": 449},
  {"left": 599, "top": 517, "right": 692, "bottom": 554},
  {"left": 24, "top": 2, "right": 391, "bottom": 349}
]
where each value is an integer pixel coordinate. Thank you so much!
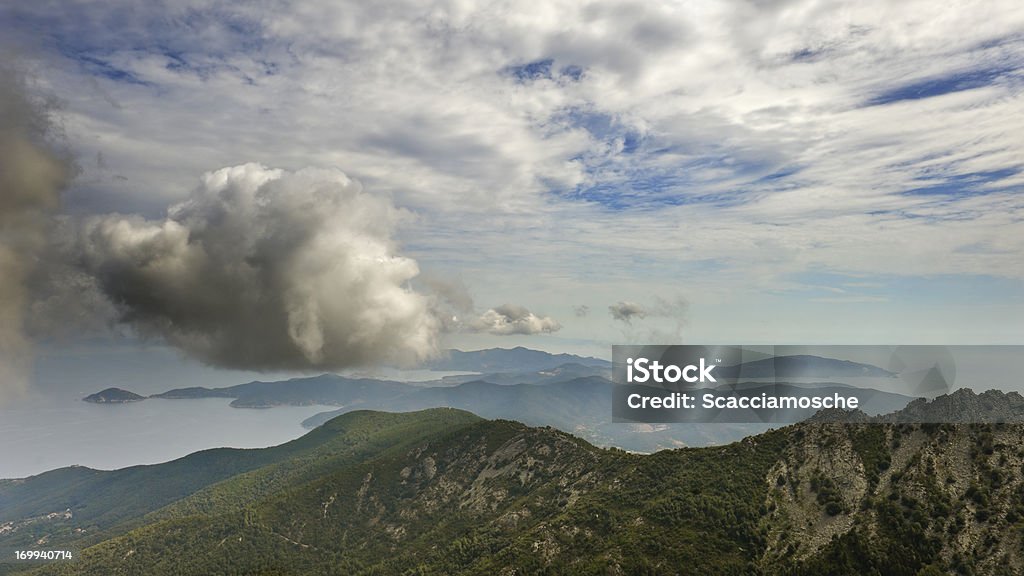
[{"left": 0, "top": 398, "right": 329, "bottom": 479}]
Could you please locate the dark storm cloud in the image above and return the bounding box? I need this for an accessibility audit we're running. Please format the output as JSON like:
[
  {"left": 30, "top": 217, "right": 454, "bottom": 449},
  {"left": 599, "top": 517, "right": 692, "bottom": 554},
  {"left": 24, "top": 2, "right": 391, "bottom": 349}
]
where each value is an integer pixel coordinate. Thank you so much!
[{"left": 0, "top": 59, "right": 73, "bottom": 400}]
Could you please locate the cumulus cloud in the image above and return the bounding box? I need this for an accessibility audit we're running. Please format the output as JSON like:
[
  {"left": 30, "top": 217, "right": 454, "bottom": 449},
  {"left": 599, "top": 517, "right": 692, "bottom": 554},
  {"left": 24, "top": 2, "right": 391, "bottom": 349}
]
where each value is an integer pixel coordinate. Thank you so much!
[
  {"left": 573, "top": 304, "right": 590, "bottom": 317},
  {"left": 0, "top": 60, "right": 73, "bottom": 402},
  {"left": 608, "top": 301, "right": 648, "bottom": 324},
  {"left": 75, "top": 163, "right": 440, "bottom": 370},
  {"left": 417, "top": 282, "right": 561, "bottom": 336},
  {"left": 469, "top": 304, "right": 561, "bottom": 335}
]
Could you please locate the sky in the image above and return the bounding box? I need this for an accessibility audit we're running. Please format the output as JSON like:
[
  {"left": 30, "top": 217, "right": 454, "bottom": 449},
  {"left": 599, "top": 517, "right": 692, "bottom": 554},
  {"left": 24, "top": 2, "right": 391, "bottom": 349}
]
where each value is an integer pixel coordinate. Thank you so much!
[{"left": 1, "top": 0, "right": 1023, "bottom": 399}]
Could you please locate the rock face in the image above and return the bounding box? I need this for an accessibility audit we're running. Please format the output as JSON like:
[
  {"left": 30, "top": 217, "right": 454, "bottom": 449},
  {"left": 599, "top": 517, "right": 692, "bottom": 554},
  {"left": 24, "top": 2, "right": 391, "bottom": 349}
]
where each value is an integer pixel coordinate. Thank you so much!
[
  {"left": 878, "top": 388, "right": 1024, "bottom": 423},
  {"left": 82, "top": 388, "right": 146, "bottom": 404},
  {"left": 762, "top": 418, "right": 1024, "bottom": 575},
  {"left": 809, "top": 388, "right": 1024, "bottom": 424}
]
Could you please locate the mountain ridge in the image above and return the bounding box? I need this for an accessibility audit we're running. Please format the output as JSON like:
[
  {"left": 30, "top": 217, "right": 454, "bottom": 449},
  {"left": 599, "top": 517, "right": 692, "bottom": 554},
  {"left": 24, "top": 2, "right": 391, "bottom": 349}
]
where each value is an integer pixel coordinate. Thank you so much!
[
  {"left": 7, "top": 390, "right": 1024, "bottom": 575},
  {"left": 808, "top": 387, "right": 1024, "bottom": 424},
  {"left": 423, "top": 346, "right": 610, "bottom": 372},
  {"left": 715, "top": 354, "right": 896, "bottom": 379}
]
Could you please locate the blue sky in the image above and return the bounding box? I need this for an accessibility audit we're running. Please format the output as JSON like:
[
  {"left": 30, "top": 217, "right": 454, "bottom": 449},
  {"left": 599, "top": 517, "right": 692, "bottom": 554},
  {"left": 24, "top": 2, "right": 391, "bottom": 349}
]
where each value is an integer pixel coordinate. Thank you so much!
[{"left": 2, "top": 0, "right": 1023, "bottom": 382}]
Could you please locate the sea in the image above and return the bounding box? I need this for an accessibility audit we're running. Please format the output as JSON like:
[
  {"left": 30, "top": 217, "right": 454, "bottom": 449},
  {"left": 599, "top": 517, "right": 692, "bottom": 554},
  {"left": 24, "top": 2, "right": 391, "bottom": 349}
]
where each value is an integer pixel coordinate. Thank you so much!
[
  {"left": 0, "top": 397, "right": 329, "bottom": 479},
  {"left": 1, "top": 362, "right": 479, "bottom": 480}
]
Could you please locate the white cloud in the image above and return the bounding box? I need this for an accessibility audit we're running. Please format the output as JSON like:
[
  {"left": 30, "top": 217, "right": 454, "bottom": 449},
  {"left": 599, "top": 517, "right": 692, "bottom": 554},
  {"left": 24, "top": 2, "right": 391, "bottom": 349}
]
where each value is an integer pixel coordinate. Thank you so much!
[{"left": 469, "top": 304, "right": 561, "bottom": 335}]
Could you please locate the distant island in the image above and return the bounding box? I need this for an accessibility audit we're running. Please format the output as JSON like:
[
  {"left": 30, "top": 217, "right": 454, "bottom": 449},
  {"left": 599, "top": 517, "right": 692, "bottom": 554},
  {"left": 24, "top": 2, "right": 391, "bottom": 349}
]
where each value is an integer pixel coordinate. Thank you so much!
[
  {"left": 424, "top": 346, "right": 609, "bottom": 372},
  {"left": 78, "top": 348, "right": 919, "bottom": 451},
  {"left": 83, "top": 387, "right": 147, "bottom": 404}
]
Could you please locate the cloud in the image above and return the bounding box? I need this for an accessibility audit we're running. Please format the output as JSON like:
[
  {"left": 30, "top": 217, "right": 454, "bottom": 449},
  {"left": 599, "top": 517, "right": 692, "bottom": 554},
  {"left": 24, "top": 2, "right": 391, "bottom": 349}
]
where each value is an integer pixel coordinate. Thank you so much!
[
  {"left": 608, "top": 301, "right": 648, "bottom": 324},
  {"left": 647, "top": 295, "right": 689, "bottom": 341},
  {"left": 419, "top": 275, "right": 476, "bottom": 333},
  {"left": 422, "top": 276, "right": 475, "bottom": 315},
  {"left": 650, "top": 295, "right": 688, "bottom": 320},
  {"left": 0, "top": 58, "right": 73, "bottom": 402},
  {"left": 6, "top": 0, "right": 1024, "bottom": 346},
  {"left": 609, "top": 296, "right": 689, "bottom": 341},
  {"left": 74, "top": 163, "right": 440, "bottom": 370},
  {"left": 573, "top": 304, "right": 590, "bottom": 317},
  {"left": 469, "top": 304, "right": 561, "bottom": 335},
  {"left": 418, "top": 283, "right": 561, "bottom": 335}
]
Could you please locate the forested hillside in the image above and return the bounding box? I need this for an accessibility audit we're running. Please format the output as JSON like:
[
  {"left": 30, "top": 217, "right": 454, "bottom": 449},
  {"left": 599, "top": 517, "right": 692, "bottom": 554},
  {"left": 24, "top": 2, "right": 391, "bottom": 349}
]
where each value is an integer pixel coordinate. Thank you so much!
[{"left": 6, "top": 392, "right": 1024, "bottom": 575}]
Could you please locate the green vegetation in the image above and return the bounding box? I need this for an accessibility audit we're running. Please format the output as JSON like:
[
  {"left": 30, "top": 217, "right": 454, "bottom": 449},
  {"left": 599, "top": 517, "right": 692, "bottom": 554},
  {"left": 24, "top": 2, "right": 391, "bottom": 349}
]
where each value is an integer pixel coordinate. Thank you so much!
[
  {"left": 0, "top": 409, "right": 480, "bottom": 552},
  {"left": 809, "top": 471, "right": 845, "bottom": 516},
  {"left": 851, "top": 426, "right": 890, "bottom": 489},
  {"left": 5, "top": 399, "right": 1024, "bottom": 575},
  {"left": 6, "top": 413, "right": 789, "bottom": 576}
]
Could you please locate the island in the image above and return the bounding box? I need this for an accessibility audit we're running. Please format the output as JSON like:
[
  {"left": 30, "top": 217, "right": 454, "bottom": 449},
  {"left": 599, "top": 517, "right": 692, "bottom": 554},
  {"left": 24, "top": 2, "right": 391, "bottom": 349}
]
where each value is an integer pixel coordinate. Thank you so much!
[{"left": 83, "top": 388, "right": 147, "bottom": 404}]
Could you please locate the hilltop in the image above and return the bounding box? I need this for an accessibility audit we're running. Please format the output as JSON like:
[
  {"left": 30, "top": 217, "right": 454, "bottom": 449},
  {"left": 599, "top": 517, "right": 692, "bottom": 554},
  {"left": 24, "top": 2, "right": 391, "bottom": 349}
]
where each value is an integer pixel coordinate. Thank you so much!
[
  {"left": 82, "top": 388, "right": 146, "bottom": 404},
  {"left": 5, "top": 390, "right": 1024, "bottom": 574}
]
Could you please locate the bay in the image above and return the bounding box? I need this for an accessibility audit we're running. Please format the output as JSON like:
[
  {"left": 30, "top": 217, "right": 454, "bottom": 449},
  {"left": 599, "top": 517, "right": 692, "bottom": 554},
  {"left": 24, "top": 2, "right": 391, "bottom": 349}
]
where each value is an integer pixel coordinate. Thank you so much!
[{"left": 0, "top": 398, "right": 328, "bottom": 479}]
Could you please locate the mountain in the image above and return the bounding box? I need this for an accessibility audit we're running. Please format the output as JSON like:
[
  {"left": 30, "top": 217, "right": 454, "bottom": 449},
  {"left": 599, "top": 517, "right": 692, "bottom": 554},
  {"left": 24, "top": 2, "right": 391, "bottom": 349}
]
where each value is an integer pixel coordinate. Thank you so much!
[
  {"left": 7, "top": 390, "right": 1024, "bottom": 575},
  {"left": 427, "top": 361, "right": 611, "bottom": 386},
  {"left": 302, "top": 376, "right": 610, "bottom": 427},
  {"left": 151, "top": 374, "right": 415, "bottom": 408},
  {"left": 108, "top": 356, "right": 912, "bottom": 451},
  {"left": 148, "top": 386, "right": 235, "bottom": 399},
  {"left": 810, "top": 388, "right": 1024, "bottom": 424},
  {"left": 715, "top": 354, "right": 896, "bottom": 379},
  {"left": 880, "top": 388, "right": 1024, "bottom": 423},
  {"left": 301, "top": 378, "right": 915, "bottom": 451},
  {"left": 81, "top": 388, "right": 145, "bottom": 404},
  {"left": 424, "top": 346, "right": 610, "bottom": 372},
  {"left": 298, "top": 376, "right": 673, "bottom": 451},
  {"left": 121, "top": 365, "right": 612, "bottom": 409},
  {"left": 4, "top": 408, "right": 784, "bottom": 576},
  {"left": 617, "top": 381, "right": 916, "bottom": 423},
  {"left": 0, "top": 409, "right": 480, "bottom": 556},
  {"left": 140, "top": 370, "right": 761, "bottom": 451}
]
